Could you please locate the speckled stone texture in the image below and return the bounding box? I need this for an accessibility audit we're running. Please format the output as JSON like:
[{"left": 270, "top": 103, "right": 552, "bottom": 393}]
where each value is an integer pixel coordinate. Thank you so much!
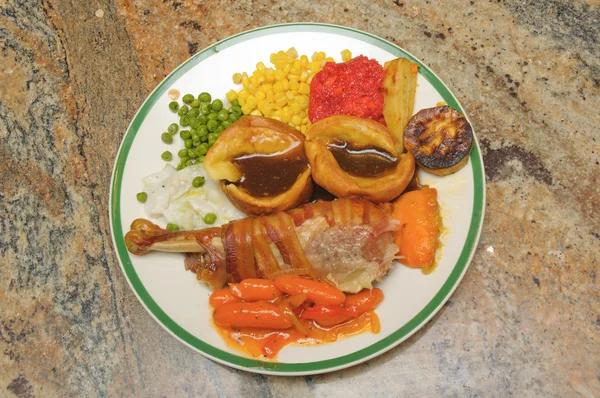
[{"left": 1, "top": 0, "right": 598, "bottom": 396}]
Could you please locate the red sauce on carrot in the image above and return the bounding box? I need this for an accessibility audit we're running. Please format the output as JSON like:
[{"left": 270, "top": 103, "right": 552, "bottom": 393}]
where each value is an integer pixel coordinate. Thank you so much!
[
  {"left": 210, "top": 277, "right": 383, "bottom": 359},
  {"left": 308, "top": 55, "right": 385, "bottom": 124}
]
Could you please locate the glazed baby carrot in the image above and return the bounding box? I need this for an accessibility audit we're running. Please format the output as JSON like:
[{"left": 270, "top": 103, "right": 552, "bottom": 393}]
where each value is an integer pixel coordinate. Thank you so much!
[
  {"left": 209, "top": 289, "right": 241, "bottom": 308},
  {"left": 273, "top": 276, "right": 346, "bottom": 306},
  {"left": 213, "top": 301, "right": 293, "bottom": 329},
  {"left": 392, "top": 188, "right": 442, "bottom": 268},
  {"left": 301, "top": 288, "right": 384, "bottom": 326},
  {"left": 344, "top": 288, "right": 384, "bottom": 314},
  {"left": 229, "top": 278, "right": 283, "bottom": 301},
  {"left": 300, "top": 305, "right": 354, "bottom": 327}
]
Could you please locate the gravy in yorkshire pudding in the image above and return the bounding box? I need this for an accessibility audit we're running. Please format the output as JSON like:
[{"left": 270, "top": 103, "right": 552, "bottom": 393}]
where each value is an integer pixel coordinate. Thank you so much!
[
  {"left": 305, "top": 115, "right": 415, "bottom": 203},
  {"left": 204, "top": 116, "right": 313, "bottom": 215}
]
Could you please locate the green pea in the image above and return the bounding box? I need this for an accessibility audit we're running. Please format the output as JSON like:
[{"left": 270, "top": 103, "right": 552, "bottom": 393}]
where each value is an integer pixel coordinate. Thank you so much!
[
  {"left": 211, "top": 99, "right": 223, "bottom": 111},
  {"left": 187, "top": 108, "right": 200, "bottom": 118},
  {"left": 191, "top": 132, "right": 199, "bottom": 141},
  {"left": 208, "top": 136, "right": 216, "bottom": 147},
  {"left": 192, "top": 140, "right": 200, "bottom": 147},
  {"left": 180, "top": 130, "right": 191, "bottom": 140},
  {"left": 192, "top": 176, "right": 205, "bottom": 188},
  {"left": 180, "top": 116, "right": 189, "bottom": 126},
  {"left": 198, "top": 126, "right": 209, "bottom": 137},
  {"left": 228, "top": 114, "right": 238, "bottom": 123},
  {"left": 161, "top": 132, "right": 173, "bottom": 143},
  {"left": 197, "top": 155, "right": 205, "bottom": 163},
  {"left": 136, "top": 192, "right": 147, "bottom": 203},
  {"left": 207, "top": 120, "right": 219, "bottom": 132},
  {"left": 180, "top": 156, "right": 189, "bottom": 164},
  {"left": 167, "top": 123, "right": 178, "bottom": 135},
  {"left": 161, "top": 151, "right": 172, "bottom": 161},
  {"left": 178, "top": 148, "right": 188, "bottom": 158},
  {"left": 177, "top": 104, "right": 189, "bottom": 116},
  {"left": 189, "top": 118, "right": 200, "bottom": 129},
  {"left": 197, "top": 115, "right": 208, "bottom": 125},
  {"left": 207, "top": 112, "right": 219, "bottom": 120},
  {"left": 184, "top": 139, "right": 193, "bottom": 149},
  {"left": 182, "top": 94, "right": 194, "bottom": 104},
  {"left": 214, "top": 126, "right": 224, "bottom": 136},
  {"left": 199, "top": 92, "right": 211, "bottom": 103},
  {"left": 221, "top": 120, "right": 231, "bottom": 129},
  {"left": 217, "top": 109, "right": 229, "bottom": 121},
  {"left": 169, "top": 101, "right": 179, "bottom": 112},
  {"left": 231, "top": 99, "right": 240, "bottom": 107},
  {"left": 166, "top": 223, "right": 179, "bottom": 231},
  {"left": 188, "top": 149, "right": 197, "bottom": 159},
  {"left": 230, "top": 106, "right": 242, "bottom": 117},
  {"left": 176, "top": 163, "right": 184, "bottom": 170},
  {"left": 197, "top": 143, "right": 209, "bottom": 155},
  {"left": 204, "top": 213, "right": 217, "bottom": 224},
  {"left": 185, "top": 159, "right": 194, "bottom": 166},
  {"left": 190, "top": 99, "right": 201, "bottom": 108},
  {"left": 200, "top": 103, "right": 211, "bottom": 115}
]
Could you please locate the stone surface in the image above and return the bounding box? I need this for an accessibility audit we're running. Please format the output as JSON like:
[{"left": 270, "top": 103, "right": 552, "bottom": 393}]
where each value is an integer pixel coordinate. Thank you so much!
[{"left": 1, "top": 0, "right": 599, "bottom": 396}]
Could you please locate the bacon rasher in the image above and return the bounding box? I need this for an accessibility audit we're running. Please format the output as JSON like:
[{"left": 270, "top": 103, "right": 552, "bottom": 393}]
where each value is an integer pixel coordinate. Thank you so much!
[{"left": 124, "top": 198, "right": 399, "bottom": 293}]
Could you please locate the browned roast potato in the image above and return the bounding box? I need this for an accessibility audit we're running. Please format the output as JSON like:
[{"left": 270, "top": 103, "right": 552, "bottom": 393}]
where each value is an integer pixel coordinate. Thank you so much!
[{"left": 404, "top": 106, "right": 474, "bottom": 176}]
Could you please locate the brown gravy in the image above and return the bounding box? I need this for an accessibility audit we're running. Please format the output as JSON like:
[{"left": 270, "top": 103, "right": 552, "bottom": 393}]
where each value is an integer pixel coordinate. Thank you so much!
[
  {"left": 403, "top": 168, "right": 423, "bottom": 193},
  {"left": 327, "top": 140, "right": 398, "bottom": 178},
  {"left": 233, "top": 145, "right": 308, "bottom": 197}
]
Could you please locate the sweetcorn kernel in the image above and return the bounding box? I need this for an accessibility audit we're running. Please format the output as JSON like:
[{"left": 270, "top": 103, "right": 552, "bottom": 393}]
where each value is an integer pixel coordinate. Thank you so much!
[
  {"left": 232, "top": 73, "right": 242, "bottom": 84},
  {"left": 226, "top": 90, "right": 238, "bottom": 102},
  {"left": 231, "top": 48, "right": 331, "bottom": 133},
  {"left": 341, "top": 49, "right": 352, "bottom": 62},
  {"left": 298, "top": 82, "right": 310, "bottom": 95}
]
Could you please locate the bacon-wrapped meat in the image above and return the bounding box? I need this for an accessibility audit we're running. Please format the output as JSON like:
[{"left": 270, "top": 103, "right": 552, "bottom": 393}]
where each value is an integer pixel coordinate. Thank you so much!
[{"left": 124, "top": 198, "right": 399, "bottom": 293}]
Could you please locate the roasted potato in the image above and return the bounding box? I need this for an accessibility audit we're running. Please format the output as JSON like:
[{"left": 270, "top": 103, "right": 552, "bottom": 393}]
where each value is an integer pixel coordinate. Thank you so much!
[{"left": 382, "top": 58, "right": 419, "bottom": 153}]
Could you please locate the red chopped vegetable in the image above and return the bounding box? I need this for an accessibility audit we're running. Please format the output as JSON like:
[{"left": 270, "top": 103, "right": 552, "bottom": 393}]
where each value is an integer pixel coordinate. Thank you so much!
[{"left": 308, "top": 55, "right": 385, "bottom": 124}]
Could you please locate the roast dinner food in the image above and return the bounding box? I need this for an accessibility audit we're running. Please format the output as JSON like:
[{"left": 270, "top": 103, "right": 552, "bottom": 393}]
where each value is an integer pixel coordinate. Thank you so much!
[
  {"left": 305, "top": 115, "right": 415, "bottom": 202},
  {"left": 128, "top": 47, "right": 473, "bottom": 359},
  {"left": 203, "top": 115, "right": 313, "bottom": 215}
]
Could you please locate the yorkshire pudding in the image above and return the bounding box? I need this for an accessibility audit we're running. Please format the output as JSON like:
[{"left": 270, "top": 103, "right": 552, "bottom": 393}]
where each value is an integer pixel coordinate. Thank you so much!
[
  {"left": 204, "top": 116, "right": 313, "bottom": 216},
  {"left": 305, "top": 115, "right": 415, "bottom": 203}
]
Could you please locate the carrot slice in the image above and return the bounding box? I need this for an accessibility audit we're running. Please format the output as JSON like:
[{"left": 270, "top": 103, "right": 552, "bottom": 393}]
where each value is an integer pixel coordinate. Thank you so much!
[
  {"left": 273, "top": 276, "right": 346, "bottom": 306},
  {"left": 229, "top": 278, "right": 283, "bottom": 301},
  {"left": 213, "top": 301, "right": 293, "bottom": 329},
  {"left": 392, "top": 188, "right": 442, "bottom": 268}
]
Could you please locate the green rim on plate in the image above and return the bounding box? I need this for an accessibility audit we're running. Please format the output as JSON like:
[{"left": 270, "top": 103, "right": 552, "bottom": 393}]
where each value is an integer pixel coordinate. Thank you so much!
[{"left": 109, "top": 23, "right": 485, "bottom": 374}]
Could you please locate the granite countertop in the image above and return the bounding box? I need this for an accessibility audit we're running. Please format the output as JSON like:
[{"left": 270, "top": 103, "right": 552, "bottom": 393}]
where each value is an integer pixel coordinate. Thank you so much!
[{"left": 1, "top": 1, "right": 599, "bottom": 396}]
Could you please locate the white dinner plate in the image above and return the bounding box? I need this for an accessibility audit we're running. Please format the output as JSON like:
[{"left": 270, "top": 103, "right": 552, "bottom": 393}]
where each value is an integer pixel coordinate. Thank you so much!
[{"left": 109, "top": 23, "right": 485, "bottom": 375}]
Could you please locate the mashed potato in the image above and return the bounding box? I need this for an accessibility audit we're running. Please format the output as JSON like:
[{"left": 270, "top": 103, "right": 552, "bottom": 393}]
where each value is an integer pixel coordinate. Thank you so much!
[{"left": 142, "top": 163, "right": 245, "bottom": 230}]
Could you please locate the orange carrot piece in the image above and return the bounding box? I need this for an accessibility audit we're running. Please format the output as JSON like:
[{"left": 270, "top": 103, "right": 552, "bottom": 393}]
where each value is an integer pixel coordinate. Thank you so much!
[
  {"left": 300, "top": 305, "right": 354, "bottom": 326},
  {"left": 273, "top": 276, "right": 346, "bottom": 306},
  {"left": 229, "top": 278, "right": 283, "bottom": 302},
  {"left": 301, "top": 288, "right": 384, "bottom": 327},
  {"left": 213, "top": 301, "right": 293, "bottom": 329},
  {"left": 209, "top": 289, "right": 241, "bottom": 308},
  {"left": 344, "top": 288, "right": 384, "bottom": 314},
  {"left": 392, "top": 188, "right": 442, "bottom": 268}
]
